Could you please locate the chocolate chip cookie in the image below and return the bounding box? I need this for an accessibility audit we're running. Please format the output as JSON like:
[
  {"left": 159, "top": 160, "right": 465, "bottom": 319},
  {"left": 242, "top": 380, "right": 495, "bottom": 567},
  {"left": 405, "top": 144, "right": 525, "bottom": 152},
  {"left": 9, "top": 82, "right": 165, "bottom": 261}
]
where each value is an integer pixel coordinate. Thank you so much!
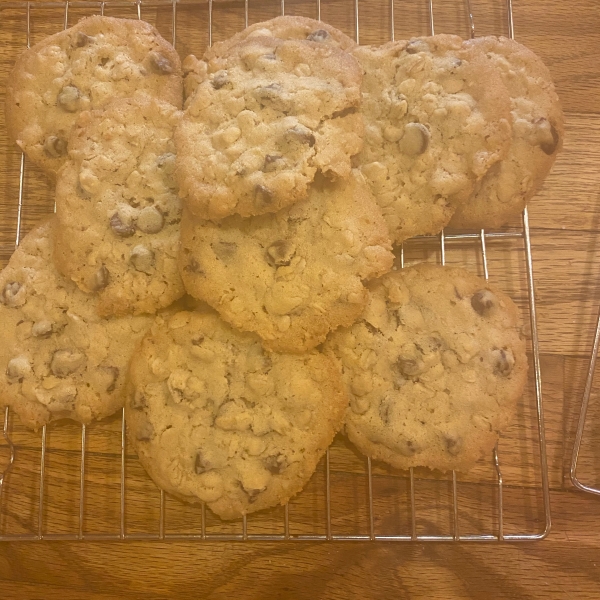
[
  {"left": 184, "top": 17, "right": 357, "bottom": 102},
  {"left": 326, "top": 263, "right": 527, "bottom": 472},
  {"left": 0, "top": 220, "right": 154, "bottom": 430},
  {"left": 353, "top": 35, "right": 512, "bottom": 243},
  {"left": 176, "top": 35, "right": 363, "bottom": 220},
  {"left": 126, "top": 310, "right": 348, "bottom": 520},
  {"left": 5, "top": 15, "right": 182, "bottom": 178},
  {"left": 179, "top": 171, "right": 394, "bottom": 353},
  {"left": 449, "top": 36, "right": 564, "bottom": 229},
  {"left": 53, "top": 93, "right": 185, "bottom": 317},
  {"left": 204, "top": 16, "right": 357, "bottom": 61}
]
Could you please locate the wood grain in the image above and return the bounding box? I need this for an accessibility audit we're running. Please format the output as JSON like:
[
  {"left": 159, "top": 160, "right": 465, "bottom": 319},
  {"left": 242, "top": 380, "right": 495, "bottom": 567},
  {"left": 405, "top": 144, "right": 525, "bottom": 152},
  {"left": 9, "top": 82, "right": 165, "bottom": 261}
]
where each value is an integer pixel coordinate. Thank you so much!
[{"left": 1, "top": 0, "right": 600, "bottom": 598}]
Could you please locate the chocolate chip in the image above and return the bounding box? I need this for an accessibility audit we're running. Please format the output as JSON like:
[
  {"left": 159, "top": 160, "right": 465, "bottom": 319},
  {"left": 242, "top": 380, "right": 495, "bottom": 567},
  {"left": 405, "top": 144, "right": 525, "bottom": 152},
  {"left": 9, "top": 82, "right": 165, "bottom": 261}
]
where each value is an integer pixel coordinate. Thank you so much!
[
  {"left": 266, "top": 239, "right": 296, "bottom": 266},
  {"left": 92, "top": 266, "right": 109, "bottom": 291},
  {"left": 444, "top": 433, "right": 462, "bottom": 456},
  {"left": 395, "top": 356, "right": 426, "bottom": 377},
  {"left": 136, "top": 420, "right": 154, "bottom": 441},
  {"left": 285, "top": 125, "right": 315, "bottom": 146},
  {"left": 1, "top": 282, "right": 25, "bottom": 307},
  {"left": 149, "top": 51, "right": 174, "bottom": 74},
  {"left": 130, "top": 245, "right": 155, "bottom": 274},
  {"left": 104, "top": 367, "right": 119, "bottom": 392},
  {"left": 241, "top": 482, "right": 265, "bottom": 502},
  {"left": 492, "top": 348, "right": 515, "bottom": 376},
  {"left": 264, "top": 454, "right": 287, "bottom": 474},
  {"left": 50, "top": 349, "right": 86, "bottom": 377},
  {"left": 211, "top": 241, "right": 238, "bottom": 261},
  {"left": 399, "top": 123, "right": 430, "bottom": 156},
  {"left": 398, "top": 438, "right": 420, "bottom": 457},
  {"left": 254, "top": 83, "right": 283, "bottom": 105},
  {"left": 307, "top": 29, "right": 330, "bottom": 43},
  {"left": 136, "top": 206, "right": 164, "bottom": 234},
  {"left": 405, "top": 39, "right": 427, "bottom": 54},
  {"left": 263, "top": 154, "right": 283, "bottom": 172},
  {"left": 32, "top": 320, "right": 53, "bottom": 337},
  {"left": 110, "top": 213, "right": 135, "bottom": 237},
  {"left": 471, "top": 289, "right": 497, "bottom": 316},
  {"left": 211, "top": 70, "right": 229, "bottom": 89},
  {"left": 130, "top": 392, "right": 147, "bottom": 411},
  {"left": 6, "top": 356, "right": 31, "bottom": 381},
  {"left": 184, "top": 257, "right": 204, "bottom": 275},
  {"left": 255, "top": 184, "right": 274, "bottom": 206},
  {"left": 331, "top": 107, "right": 357, "bottom": 119},
  {"left": 57, "top": 85, "right": 81, "bottom": 112},
  {"left": 194, "top": 451, "right": 213, "bottom": 474},
  {"left": 537, "top": 118, "right": 560, "bottom": 155},
  {"left": 75, "top": 32, "right": 93, "bottom": 47},
  {"left": 44, "top": 136, "right": 67, "bottom": 158}
]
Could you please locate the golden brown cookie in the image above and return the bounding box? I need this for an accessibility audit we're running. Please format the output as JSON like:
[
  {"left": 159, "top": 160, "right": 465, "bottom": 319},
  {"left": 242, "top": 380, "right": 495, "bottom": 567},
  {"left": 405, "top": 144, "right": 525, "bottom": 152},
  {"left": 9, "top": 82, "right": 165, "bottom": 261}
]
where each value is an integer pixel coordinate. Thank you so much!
[
  {"left": 449, "top": 36, "right": 564, "bottom": 229},
  {"left": 5, "top": 15, "right": 182, "bottom": 178},
  {"left": 176, "top": 36, "right": 363, "bottom": 220},
  {"left": 179, "top": 171, "right": 394, "bottom": 353},
  {"left": 326, "top": 263, "right": 528, "bottom": 472},
  {"left": 126, "top": 310, "right": 348, "bottom": 520}
]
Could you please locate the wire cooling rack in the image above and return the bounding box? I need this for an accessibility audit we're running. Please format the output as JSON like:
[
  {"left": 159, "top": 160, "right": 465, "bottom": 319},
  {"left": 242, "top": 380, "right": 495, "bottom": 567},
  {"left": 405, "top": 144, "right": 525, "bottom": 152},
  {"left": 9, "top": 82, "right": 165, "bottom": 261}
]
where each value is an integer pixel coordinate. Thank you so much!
[
  {"left": 570, "top": 307, "right": 600, "bottom": 496},
  {"left": 0, "top": 0, "right": 550, "bottom": 542}
]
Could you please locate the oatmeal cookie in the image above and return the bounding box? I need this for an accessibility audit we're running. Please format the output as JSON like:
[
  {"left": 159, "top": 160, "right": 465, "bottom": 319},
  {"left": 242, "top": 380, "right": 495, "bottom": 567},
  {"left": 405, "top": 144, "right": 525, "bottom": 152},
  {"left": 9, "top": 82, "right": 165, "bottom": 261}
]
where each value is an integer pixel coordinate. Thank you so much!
[
  {"left": 179, "top": 171, "right": 394, "bottom": 353},
  {"left": 354, "top": 35, "right": 512, "bottom": 242},
  {"left": 54, "top": 93, "right": 185, "bottom": 317},
  {"left": 449, "top": 36, "right": 564, "bottom": 229},
  {"left": 0, "top": 220, "right": 154, "bottom": 430},
  {"left": 126, "top": 310, "right": 348, "bottom": 520},
  {"left": 5, "top": 15, "right": 182, "bottom": 178},
  {"left": 326, "top": 263, "right": 527, "bottom": 472},
  {"left": 176, "top": 36, "right": 363, "bottom": 220},
  {"left": 184, "top": 17, "right": 357, "bottom": 101}
]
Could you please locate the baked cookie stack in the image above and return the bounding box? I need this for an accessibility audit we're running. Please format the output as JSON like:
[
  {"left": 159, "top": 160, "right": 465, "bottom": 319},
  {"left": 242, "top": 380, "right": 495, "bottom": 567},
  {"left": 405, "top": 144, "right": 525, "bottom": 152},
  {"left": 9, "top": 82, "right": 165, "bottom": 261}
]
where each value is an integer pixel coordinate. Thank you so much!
[{"left": 1, "top": 15, "right": 563, "bottom": 520}]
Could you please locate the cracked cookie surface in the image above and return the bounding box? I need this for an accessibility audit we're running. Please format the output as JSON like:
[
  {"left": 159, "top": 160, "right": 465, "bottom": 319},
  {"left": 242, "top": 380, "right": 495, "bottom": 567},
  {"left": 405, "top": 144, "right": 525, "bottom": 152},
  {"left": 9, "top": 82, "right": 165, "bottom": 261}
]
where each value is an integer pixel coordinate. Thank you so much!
[
  {"left": 449, "top": 36, "right": 564, "bottom": 229},
  {"left": 126, "top": 310, "right": 348, "bottom": 520},
  {"left": 5, "top": 15, "right": 182, "bottom": 178},
  {"left": 326, "top": 263, "right": 527, "bottom": 472},
  {"left": 353, "top": 35, "right": 512, "bottom": 243},
  {"left": 176, "top": 36, "right": 363, "bottom": 220},
  {"left": 54, "top": 93, "right": 185, "bottom": 317},
  {"left": 179, "top": 171, "right": 394, "bottom": 353},
  {"left": 0, "top": 220, "right": 154, "bottom": 430}
]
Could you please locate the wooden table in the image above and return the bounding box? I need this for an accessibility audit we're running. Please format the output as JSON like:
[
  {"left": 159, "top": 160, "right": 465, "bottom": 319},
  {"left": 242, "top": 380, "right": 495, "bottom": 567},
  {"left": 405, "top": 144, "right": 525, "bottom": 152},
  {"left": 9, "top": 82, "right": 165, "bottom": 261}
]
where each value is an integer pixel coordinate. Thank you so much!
[{"left": 1, "top": 0, "right": 600, "bottom": 597}]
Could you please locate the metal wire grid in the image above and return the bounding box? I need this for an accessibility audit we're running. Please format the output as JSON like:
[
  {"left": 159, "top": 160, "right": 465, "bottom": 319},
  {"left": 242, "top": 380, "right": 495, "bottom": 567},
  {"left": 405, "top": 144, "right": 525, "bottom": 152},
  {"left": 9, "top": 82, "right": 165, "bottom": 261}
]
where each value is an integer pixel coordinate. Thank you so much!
[
  {"left": 0, "top": 0, "right": 550, "bottom": 542},
  {"left": 570, "top": 307, "right": 600, "bottom": 495}
]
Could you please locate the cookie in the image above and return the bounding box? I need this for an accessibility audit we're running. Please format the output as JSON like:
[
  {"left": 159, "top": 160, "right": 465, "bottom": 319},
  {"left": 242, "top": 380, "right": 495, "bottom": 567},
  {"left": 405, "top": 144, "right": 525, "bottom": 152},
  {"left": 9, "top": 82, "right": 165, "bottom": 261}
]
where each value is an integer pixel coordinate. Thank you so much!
[
  {"left": 53, "top": 93, "right": 185, "bottom": 317},
  {"left": 5, "top": 15, "right": 182, "bottom": 178},
  {"left": 126, "top": 310, "right": 348, "bottom": 520},
  {"left": 326, "top": 263, "right": 527, "bottom": 472},
  {"left": 179, "top": 171, "right": 394, "bottom": 353},
  {"left": 0, "top": 220, "right": 154, "bottom": 431},
  {"left": 353, "top": 35, "right": 512, "bottom": 243},
  {"left": 183, "top": 17, "right": 357, "bottom": 101},
  {"left": 175, "top": 36, "right": 363, "bottom": 220},
  {"left": 449, "top": 36, "right": 564, "bottom": 229},
  {"left": 206, "top": 16, "right": 356, "bottom": 61}
]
